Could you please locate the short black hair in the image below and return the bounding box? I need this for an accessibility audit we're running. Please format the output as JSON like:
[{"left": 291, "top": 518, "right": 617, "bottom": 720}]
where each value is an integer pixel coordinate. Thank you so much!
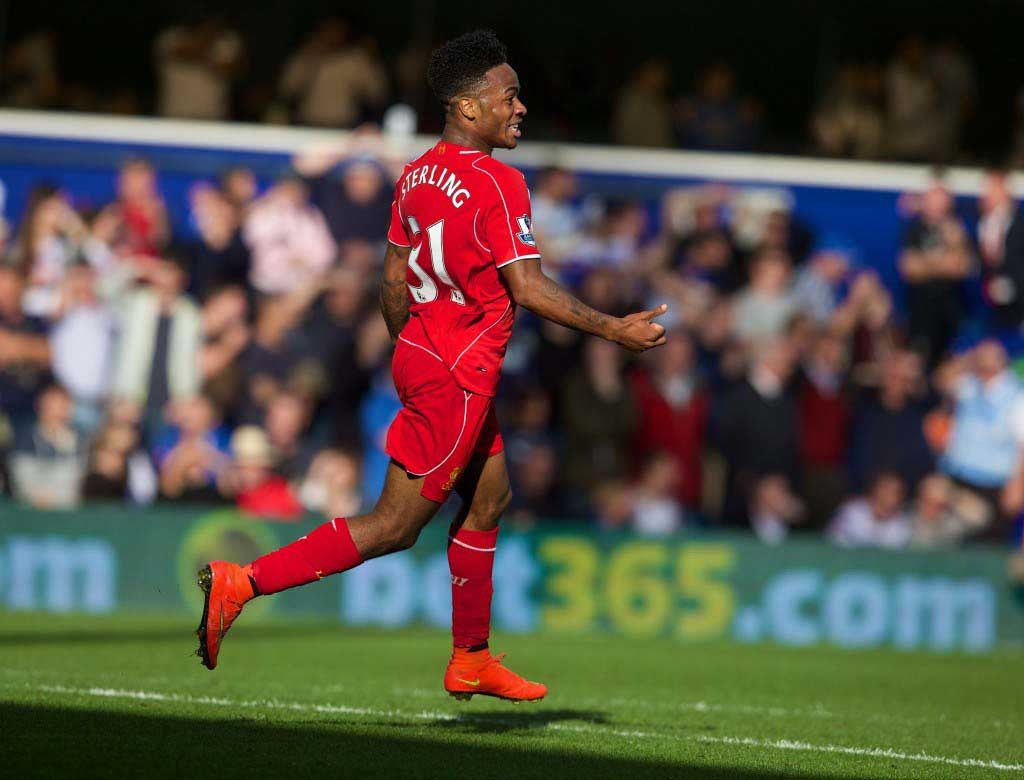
[{"left": 427, "top": 29, "right": 508, "bottom": 107}]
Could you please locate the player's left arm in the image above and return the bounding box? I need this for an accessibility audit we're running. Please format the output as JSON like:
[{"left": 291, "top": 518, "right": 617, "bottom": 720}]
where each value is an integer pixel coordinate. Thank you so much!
[{"left": 380, "top": 241, "right": 412, "bottom": 340}]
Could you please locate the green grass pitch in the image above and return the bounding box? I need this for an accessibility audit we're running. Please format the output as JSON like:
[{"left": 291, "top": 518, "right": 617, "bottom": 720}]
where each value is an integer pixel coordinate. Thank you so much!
[{"left": 2, "top": 611, "right": 1021, "bottom": 779}]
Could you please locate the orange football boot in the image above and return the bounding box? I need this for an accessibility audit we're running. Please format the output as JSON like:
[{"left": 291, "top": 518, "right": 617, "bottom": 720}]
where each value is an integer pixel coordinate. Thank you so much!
[
  {"left": 444, "top": 648, "right": 547, "bottom": 702},
  {"left": 196, "top": 561, "right": 255, "bottom": 670}
]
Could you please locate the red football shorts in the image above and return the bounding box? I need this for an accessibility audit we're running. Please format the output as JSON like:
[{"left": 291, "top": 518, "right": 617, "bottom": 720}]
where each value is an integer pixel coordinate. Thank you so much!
[{"left": 385, "top": 336, "right": 504, "bottom": 503}]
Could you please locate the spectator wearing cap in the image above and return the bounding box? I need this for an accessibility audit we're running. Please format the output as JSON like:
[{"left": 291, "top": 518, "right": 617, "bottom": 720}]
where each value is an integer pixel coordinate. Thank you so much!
[
  {"left": 293, "top": 140, "right": 394, "bottom": 248},
  {"left": 223, "top": 424, "right": 303, "bottom": 520}
]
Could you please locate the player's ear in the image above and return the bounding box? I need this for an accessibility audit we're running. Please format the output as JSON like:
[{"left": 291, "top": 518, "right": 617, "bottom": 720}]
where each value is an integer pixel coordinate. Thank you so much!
[{"left": 454, "top": 96, "right": 477, "bottom": 122}]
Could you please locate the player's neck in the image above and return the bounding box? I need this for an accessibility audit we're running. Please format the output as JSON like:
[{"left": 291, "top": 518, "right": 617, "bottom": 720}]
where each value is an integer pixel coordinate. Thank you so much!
[{"left": 440, "top": 125, "right": 492, "bottom": 156}]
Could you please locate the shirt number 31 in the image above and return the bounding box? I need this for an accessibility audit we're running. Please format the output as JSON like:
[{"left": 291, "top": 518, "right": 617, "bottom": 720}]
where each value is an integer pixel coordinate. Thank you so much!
[{"left": 407, "top": 217, "right": 466, "bottom": 305}]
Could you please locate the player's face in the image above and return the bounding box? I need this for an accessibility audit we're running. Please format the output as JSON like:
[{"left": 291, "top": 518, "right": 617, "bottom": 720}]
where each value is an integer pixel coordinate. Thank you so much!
[{"left": 478, "top": 63, "right": 527, "bottom": 149}]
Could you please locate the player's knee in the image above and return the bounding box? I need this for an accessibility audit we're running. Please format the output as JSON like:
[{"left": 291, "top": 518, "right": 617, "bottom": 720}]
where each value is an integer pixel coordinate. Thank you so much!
[
  {"left": 475, "top": 484, "right": 512, "bottom": 525},
  {"left": 495, "top": 484, "right": 513, "bottom": 517},
  {"left": 374, "top": 511, "right": 422, "bottom": 554},
  {"left": 392, "top": 525, "right": 422, "bottom": 551}
]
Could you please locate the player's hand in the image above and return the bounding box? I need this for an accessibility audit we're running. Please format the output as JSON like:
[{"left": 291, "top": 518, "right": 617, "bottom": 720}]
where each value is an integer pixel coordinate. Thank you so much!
[{"left": 611, "top": 304, "right": 669, "bottom": 352}]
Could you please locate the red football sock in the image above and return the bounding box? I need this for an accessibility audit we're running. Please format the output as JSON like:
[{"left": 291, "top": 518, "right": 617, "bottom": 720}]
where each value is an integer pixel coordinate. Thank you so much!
[
  {"left": 249, "top": 518, "right": 363, "bottom": 596},
  {"left": 448, "top": 525, "right": 498, "bottom": 647}
]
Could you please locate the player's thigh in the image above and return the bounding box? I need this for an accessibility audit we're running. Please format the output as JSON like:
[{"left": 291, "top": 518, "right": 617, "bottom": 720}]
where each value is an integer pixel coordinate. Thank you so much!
[
  {"left": 453, "top": 449, "right": 512, "bottom": 532},
  {"left": 349, "top": 460, "right": 440, "bottom": 558}
]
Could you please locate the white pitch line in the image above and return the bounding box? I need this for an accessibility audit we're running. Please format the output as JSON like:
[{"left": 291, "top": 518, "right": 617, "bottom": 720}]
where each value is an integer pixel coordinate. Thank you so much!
[{"left": 28, "top": 684, "right": 1024, "bottom": 773}]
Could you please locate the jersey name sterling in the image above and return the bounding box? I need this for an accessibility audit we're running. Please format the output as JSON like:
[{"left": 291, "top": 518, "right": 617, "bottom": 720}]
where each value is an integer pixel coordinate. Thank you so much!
[{"left": 399, "top": 164, "right": 472, "bottom": 208}]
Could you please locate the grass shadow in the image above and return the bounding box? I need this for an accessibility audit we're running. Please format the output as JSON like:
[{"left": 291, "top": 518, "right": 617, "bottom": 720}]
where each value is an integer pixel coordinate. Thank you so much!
[
  {"left": 433, "top": 707, "right": 609, "bottom": 734},
  {"left": 0, "top": 623, "right": 347, "bottom": 647},
  {"left": 3, "top": 702, "right": 881, "bottom": 780}
]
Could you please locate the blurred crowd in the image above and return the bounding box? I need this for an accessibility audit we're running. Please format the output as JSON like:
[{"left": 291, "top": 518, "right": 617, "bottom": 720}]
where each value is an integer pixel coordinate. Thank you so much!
[
  {"left": 3, "top": 123, "right": 1024, "bottom": 551},
  {"left": 4, "top": 19, "right": 1023, "bottom": 164}
]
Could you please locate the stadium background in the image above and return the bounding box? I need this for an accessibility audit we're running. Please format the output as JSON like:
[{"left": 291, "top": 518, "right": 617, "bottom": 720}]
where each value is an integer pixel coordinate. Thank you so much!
[
  {"left": 2, "top": 7, "right": 1024, "bottom": 777},
  {"left": 2, "top": 5, "right": 1024, "bottom": 778}
]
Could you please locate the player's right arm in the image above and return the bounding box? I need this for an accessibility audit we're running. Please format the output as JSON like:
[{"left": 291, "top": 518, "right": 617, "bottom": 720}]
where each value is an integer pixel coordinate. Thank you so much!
[
  {"left": 380, "top": 185, "right": 414, "bottom": 341},
  {"left": 380, "top": 240, "right": 412, "bottom": 340},
  {"left": 501, "top": 258, "right": 668, "bottom": 352}
]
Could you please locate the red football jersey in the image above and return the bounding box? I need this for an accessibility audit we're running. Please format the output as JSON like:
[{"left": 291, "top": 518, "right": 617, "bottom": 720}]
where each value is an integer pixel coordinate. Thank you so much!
[{"left": 387, "top": 141, "right": 540, "bottom": 397}]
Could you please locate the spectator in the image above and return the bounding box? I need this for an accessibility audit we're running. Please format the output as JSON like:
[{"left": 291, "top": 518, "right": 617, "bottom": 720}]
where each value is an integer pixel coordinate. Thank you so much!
[
  {"left": 82, "top": 422, "right": 136, "bottom": 501},
  {"left": 631, "top": 451, "right": 685, "bottom": 535},
  {"left": 935, "top": 340, "right": 1024, "bottom": 532},
  {"left": 154, "top": 395, "right": 231, "bottom": 501},
  {"left": 848, "top": 347, "right": 934, "bottom": 492},
  {"left": 530, "top": 167, "right": 587, "bottom": 271},
  {"left": 8, "top": 383, "right": 84, "bottom": 508},
  {"left": 749, "top": 473, "right": 806, "bottom": 545},
  {"left": 50, "top": 263, "right": 115, "bottom": 430},
  {"left": 263, "top": 390, "right": 316, "bottom": 481},
  {"left": 908, "top": 473, "right": 988, "bottom": 547},
  {"left": 243, "top": 177, "right": 336, "bottom": 295},
  {"left": 977, "top": 169, "right": 1024, "bottom": 329},
  {"left": 884, "top": 38, "right": 943, "bottom": 161},
  {"left": 811, "top": 63, "right": 884, "bottom": 160},
  {"left": 797, "top": 330, "right": 852, "bottom": 525},
  {"left": 1, "top": 29, "right": 60, "bottom": 109},
  {"left": 561, "top": 337, "right": 636, "bottom": 511},
  {"left": 223, "top": 424, "right": 303, "bottom": 520},
  {"left": 898, "top": 181, "right": 972, "bottom": 366},
  {"left": 630, "top": 328, "right": 709, "bottom": 510},
  {"left": 287, "top": 266, "right": 372, "bottom": 443},
  {"left": 0, "top": 263, "right": 51, "bottom": 425},
  {"left": 106, "top": 159, "right": 170, "bottom": 259},
  {"left": 828, "top": 471, "right": 912, "bottom": 548},
  {"left": 200, "top": 284, "right": 251, "bottom": 414},
  {"left": 298, "top": 448, "right": 362, "bottom": 519},
  {"left": 612, "top": 59, "right": 674, "bottom": 148},
  {"left": 276, "top": 18, "right": 388, "bottom": 128},
  {"left": 793, "top": 239, "right": 856, "bottom": 326},
  {"left": 111, "top": 252, "right": 201, "bottom": 441},
  {"left": 715, "top": 338, "right": 800, "bottom": 526},
  {"left": 11, "top": 185, "right": 89, "bottom": 318},
  {"left": 507, "top": 441, "right": 565, "bottom": 524},
  {"left": 675, "top": 62, "right": 761, "bottom": 152},
  {"left": 186, "top": 183, "right": 250, "bottom": 299},
  {"left": 930, "top": 38, "right": 976, "bottom": 162},
  {"left": 293, "top": 134, "right": 397, "bottom": 247},
  {"left": 154, "top": 17, "right": 244, "bottom": 120},
  {"left": 731, "top": 248, "right": 797, "bottom": 342},
  {"left": 219, "top": 166, "right": 259, "bottom": 216}
]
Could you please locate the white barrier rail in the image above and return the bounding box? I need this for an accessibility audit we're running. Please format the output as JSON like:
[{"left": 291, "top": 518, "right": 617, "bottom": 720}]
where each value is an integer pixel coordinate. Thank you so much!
[{"left": 0, "top": 108, "right": 1013, "bottom": 196}]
